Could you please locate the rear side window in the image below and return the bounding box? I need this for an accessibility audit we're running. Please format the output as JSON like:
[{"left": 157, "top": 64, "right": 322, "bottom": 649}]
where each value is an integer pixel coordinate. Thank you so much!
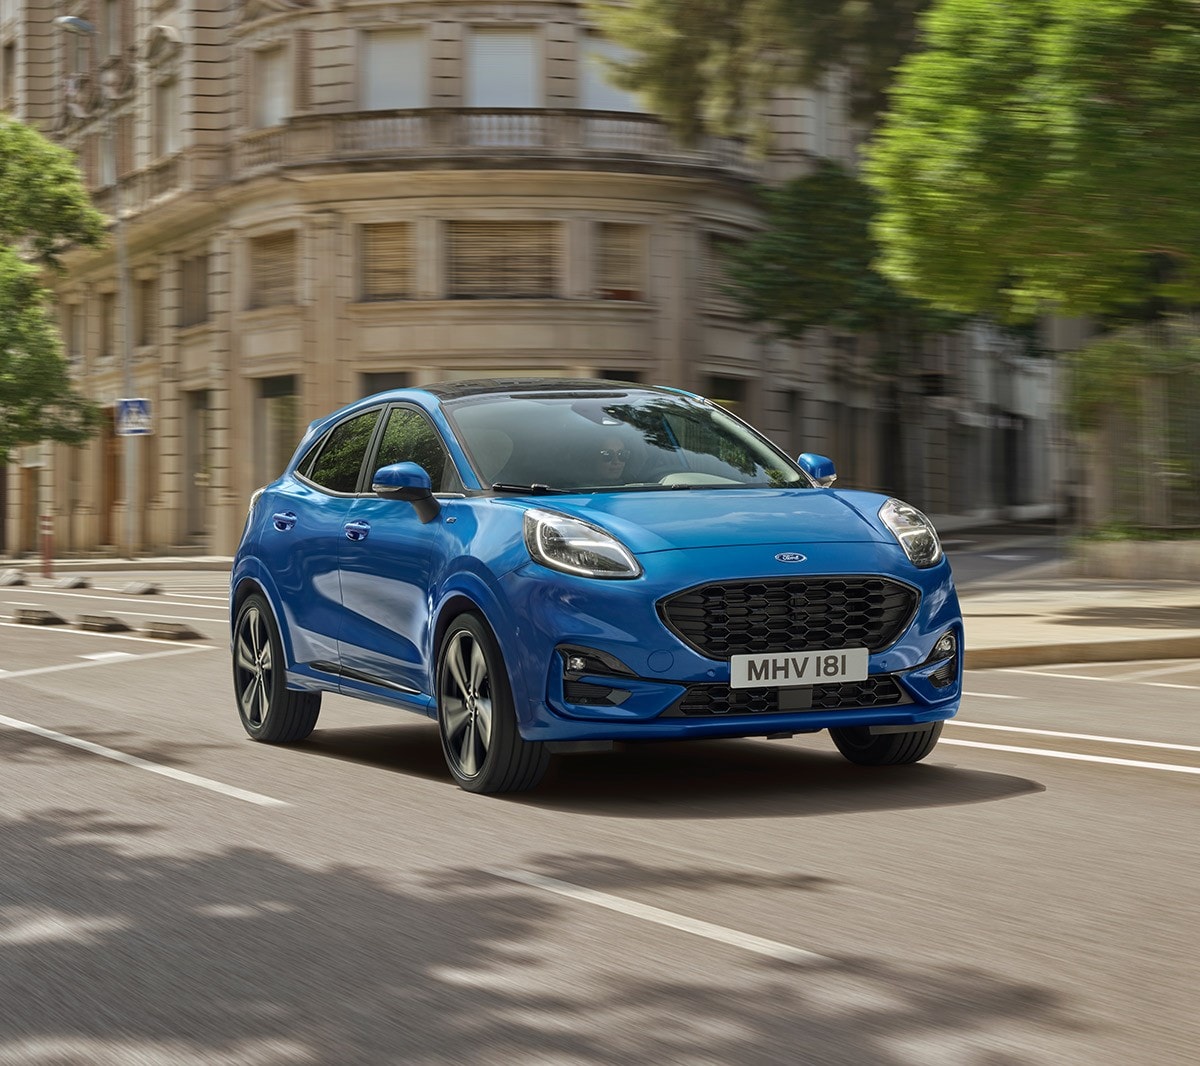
[
  {"left": 374, "top": 407, "right": 461, "bottom": 492},
  {"left": 307, "top": 409, "right": 381, "bottom": 493}
]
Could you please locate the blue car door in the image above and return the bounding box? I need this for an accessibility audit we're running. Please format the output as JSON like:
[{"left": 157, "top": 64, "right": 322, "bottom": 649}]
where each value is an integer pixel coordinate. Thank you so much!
[
  {"left": 261, "top": 406, "right": 383, "bottom": 672},
  {"left": 337, "top": 405, "right": 462, "bottom": 699}
]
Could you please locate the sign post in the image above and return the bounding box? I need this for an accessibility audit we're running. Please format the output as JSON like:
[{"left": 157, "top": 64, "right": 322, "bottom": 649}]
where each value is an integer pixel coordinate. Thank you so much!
[{"left": 115, "top": 398, "right": 153, "bottom": 438}]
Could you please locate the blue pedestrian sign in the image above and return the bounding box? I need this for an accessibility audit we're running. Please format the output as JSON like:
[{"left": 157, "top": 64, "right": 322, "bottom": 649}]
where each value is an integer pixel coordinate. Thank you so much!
[{"left": 116, "top": 397, "right": 153, "bottom": 436}]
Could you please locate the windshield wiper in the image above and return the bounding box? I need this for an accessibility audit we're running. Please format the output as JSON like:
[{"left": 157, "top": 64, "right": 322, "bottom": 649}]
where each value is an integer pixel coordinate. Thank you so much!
[{"left": 491, "top": 482, "right": 568, "bottom": 495}]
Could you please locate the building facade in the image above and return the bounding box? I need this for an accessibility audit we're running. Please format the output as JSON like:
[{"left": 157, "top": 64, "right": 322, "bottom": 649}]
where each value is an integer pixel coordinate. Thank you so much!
[{"left": 0, "top": 0, "right": 1059, "bottom": 557}]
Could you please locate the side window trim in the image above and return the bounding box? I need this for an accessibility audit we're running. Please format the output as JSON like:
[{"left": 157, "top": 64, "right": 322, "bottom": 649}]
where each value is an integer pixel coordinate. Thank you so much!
[
  {"left": 296, "top": 405, "right": 387, "bottom": 497},
  {"left": 370, "top": 403, "right": 464, "bottom": 495}
]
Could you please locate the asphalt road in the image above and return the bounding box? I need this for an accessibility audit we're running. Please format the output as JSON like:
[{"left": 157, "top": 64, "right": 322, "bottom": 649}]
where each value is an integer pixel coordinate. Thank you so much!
[{"left": 1, "top": 574, "right": 1196, "bottom": 1065}]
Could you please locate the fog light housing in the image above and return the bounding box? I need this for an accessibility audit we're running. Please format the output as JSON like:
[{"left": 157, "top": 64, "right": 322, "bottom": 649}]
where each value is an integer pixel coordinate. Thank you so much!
[{"left": 927, "top": 630, "right": 959, "bottom": 689}]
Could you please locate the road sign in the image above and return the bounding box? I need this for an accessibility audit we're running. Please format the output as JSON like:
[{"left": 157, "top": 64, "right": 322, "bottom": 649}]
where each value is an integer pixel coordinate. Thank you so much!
[{"left": 115, "top": 397, "right": 153, "bottom": 436}]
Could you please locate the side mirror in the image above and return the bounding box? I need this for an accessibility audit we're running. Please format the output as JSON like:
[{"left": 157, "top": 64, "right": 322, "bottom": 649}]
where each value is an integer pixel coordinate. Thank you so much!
[
  {"left": 371, "top": 462, "right": 441, "bottom": 524},
  {"left": 797, "top": 452, "right": 838, "bottom": 488}
]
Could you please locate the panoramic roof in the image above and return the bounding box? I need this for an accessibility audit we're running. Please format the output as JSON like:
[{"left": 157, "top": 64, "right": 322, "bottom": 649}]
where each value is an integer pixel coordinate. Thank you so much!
[{"left": 422, "top": 378, "right": 668, "bottom": 401}]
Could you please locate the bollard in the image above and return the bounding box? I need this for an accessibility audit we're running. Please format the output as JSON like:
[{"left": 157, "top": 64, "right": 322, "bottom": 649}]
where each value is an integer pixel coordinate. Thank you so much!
[{"left": 40, "top": 513, "right": 53, "bottom": 579}]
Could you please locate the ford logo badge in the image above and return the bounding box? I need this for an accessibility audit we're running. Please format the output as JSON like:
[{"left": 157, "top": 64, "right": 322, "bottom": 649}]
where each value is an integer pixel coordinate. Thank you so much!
[{"left": 775, "top": 552, "right": 807, "bottom": 563}]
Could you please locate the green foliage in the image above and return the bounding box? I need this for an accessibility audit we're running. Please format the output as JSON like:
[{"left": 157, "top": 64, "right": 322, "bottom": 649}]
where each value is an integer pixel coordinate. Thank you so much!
[
  {"left": 0, "top": 118, "right": 105, "bottom": 462},
  {"left": 865, "top": 0, "right": 1200, "bottom": 320},
  {"left": 0, "top": 254, "right": 100, "bottom": 459},
  {"left": 0, "top": 119, "right": 105, "bottom": 267},
  {"left": 586, "top": 0, "right": 930, "bottom": 146},
  {"left": 719, "top": 160, "right": 958, "bottom": 362},
  {"left": 1066, "top": 319, "right": 1200, "bottom": 430}
]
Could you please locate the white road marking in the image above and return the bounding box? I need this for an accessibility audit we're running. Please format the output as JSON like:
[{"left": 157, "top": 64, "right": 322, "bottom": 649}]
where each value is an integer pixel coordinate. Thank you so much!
[
  {"left": 0, "top": 645, "right": 211, "bottom": 680},
  {"left": 0, "top": 713, "right": 287, "bottom": 806},
  {"left": 1110, "top": 661, "right": 1200, "bottom": 682},
  {"left": 79, "top": 651, "right": 137, "bottom": 663},
  {"left": 948, "top": 720, "right": 1200, "bottom": 752},
  {"left": 1004, "top": 667, "right": 1200, "bottom": 690},
  {"left": 490, "top": 868, "right": 825, "bottom": 965},
  {"left": 941, "top": 738, "right": 1200, "bottom": 775},
  {"left": 4, "top": 589, "right": 227, "bottom": 611},
  {"left": 964, "top": 691, "right": 1022, "bottom": 699},
  {"left": 0, "top": 620, "right": 215, "bottom": 647}
]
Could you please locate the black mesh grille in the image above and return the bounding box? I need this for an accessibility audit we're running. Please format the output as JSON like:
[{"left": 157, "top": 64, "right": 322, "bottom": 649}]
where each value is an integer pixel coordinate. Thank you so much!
[
  {"left": 659, "top": 577, "right": 918, "bottom": 659},
  {"left": 668, "top": 676, "right": 908, "bottom": 717},
  {"left": 929, "top": 657, "right": 957, "bottom": 688}
]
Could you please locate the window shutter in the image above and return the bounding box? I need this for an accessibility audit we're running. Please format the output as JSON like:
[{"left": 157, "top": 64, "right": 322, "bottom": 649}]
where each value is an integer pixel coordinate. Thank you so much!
[
  {"left": 181, "top": 255, "right": 209, "bottom": 327},
  {"left": 580, "top": 38, "right": 644, "bottom": 112},
  {"left": 138, "top": 278, "right": 158, "bottom": 346},
  {"left": 447, "top": 221, "right": 557, "bottom": 299},
  {"left": 250, "top": 232, "right": 296, "bottom": 309},
  {"left": 117, "top": 112, "right": 134, "bottom": 177},
  {"left": 361, "top": 223, "right": 413, "bottom": 301},
  {"left": 596, "top": 223, "right": 643, "bottom": 300},
  {"left": 704, "top": 234, "right": 741, "bottom": 306},
  {"left": 295, "top": 30, "right": 312, "bottom": 111},
  {"left": 363, "top": 30, "right": 426, "bottom": 110},
  {"left": 465, "top": 29, "right": 538, "bottom": 108}
]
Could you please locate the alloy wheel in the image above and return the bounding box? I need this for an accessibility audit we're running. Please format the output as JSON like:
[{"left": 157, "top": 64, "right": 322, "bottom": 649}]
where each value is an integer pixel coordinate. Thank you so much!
[
  {"left": 439, "top": 629, "right": 494, "bottom": 779},
  {"left": 235, "top": 604, "right": 273, "bottom": 729}
]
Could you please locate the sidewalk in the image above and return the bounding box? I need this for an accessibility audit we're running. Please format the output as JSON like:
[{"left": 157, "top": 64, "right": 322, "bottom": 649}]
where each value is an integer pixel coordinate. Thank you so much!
[
  {"left": 3, "top": 556, "right": 1198, "bottom": 670},
  {"left": 960, "top": 569, "right": 1200, "bottom": 668}
]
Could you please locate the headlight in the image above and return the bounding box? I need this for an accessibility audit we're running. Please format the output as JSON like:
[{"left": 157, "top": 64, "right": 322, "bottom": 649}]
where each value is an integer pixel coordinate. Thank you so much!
[
  {"left": 524, "top": 509, "right": 642, "bottom": 579},
  {"left": 879, "top": 498, "right": 943, "bottom": 568}
]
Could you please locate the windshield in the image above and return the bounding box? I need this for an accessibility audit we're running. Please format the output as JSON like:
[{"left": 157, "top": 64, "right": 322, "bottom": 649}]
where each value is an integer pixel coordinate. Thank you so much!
[{"left": 445, "top": 389, "right": 807, "bottom": 492}]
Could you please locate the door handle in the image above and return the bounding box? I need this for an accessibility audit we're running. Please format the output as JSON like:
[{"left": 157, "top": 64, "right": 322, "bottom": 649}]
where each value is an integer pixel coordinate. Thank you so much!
[
  {"left": 272, "top": 511, "right": 297, "bottom": 531},
  {"left": 344, "top": 520, "right": 371, "bottom": 542}
]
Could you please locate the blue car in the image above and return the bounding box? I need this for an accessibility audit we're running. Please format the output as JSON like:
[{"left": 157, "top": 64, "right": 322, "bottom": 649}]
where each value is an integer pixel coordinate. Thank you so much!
[{"left": 231, "top": 379, "right": 962, "bottom": 793}]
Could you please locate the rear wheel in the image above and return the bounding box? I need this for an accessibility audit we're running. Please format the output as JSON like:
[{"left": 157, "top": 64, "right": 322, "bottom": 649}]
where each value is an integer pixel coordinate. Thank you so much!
[
  {"left": 829, "top": 721, "right": 943, "bottom": 766},
  {"left": 437, "top": 613, "right": 548, "bottom": 793},
  {"left": 232, "top": 593, "right": 321, "bottom": 743}
]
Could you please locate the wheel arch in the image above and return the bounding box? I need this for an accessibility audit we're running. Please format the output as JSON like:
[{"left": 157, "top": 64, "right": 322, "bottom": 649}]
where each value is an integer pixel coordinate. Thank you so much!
[{"left": 430, "top": 577, "right": 531, "bottom": 721}]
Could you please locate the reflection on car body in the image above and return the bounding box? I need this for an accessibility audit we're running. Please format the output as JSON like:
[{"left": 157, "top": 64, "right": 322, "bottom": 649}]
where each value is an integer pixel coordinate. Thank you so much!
[{"left": 230, "top": 378, "right": 962, "bottom": 793}]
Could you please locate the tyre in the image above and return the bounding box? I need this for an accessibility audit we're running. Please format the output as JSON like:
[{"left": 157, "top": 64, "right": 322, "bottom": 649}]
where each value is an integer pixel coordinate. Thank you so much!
[
  {"left": 437, "top": 613, "right": 549, "bottom": 793},
  {"left": 829, "top": 721, "right": 943, "bottom": 766},
  {"left": 232, "top": 592, "right": 321, "bottom": 743}
]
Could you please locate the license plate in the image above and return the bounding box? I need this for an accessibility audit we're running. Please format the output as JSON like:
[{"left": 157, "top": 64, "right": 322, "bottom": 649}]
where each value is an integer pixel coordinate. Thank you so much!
[{"left": 729, "top": 647, "right": 869, "bottom": 689}]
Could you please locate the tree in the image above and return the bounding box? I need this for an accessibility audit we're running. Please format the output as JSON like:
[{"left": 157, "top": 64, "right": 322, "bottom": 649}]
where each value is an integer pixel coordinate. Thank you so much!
[
  {"left": 586, "top": 0, "right": 931, "bottom": 146},
  {"left": 0, "top": 117, "right": 105, "bottom": 463},
  {"left": 720, "top": 160, "right": 957, "bottom": 365},
  {"left": 865, "top": 0, "right": 1200, "bottom": 321}
]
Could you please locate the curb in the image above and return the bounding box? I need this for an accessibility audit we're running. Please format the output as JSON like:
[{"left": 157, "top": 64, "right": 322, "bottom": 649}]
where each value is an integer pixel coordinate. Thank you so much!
[
  {"left": 0, "top": 558, "right": 233, "bottom": 574},
  {"left": 966, "top": 634, "right": 1200, "bottom": 669}
]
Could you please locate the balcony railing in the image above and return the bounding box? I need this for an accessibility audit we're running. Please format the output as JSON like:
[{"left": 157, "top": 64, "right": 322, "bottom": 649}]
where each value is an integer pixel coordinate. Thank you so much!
[
  {"left": 234, "top": 109, "right": 761, "bottom": 181},
  {"left": 88, "top": 146, "right": 229, "bottom": 219}
]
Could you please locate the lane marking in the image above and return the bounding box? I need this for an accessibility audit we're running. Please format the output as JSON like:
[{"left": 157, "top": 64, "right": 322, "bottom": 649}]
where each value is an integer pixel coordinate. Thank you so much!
[
  {"left": 0, "top": 620, "right": 215, "bottom": 647},
  {"left": 4, "top": 589, "right": 227, "bottom": 611},
  {"left": 0, "top": 713, "right": 287, "bottom": 806},
  {"left": 941, "top": 738, "right": 1200, "bottom": 775},
  {"left": 1111, "top": 661, "right": 1200, "bottom": 682},
  {"left": 0, "top": 645, "right": 211, "bottom": 681},
  {"left": 964, "top": 691, "right": 1022, "bottom": 700},
  {"left": 80, "top": 651, "right": 137, "bottom": 663},
  {"left": 489, "top": 868, "right": 825, "bottom": 965},
  {"left": 1003, "top": 667, "right": 1200, "bottom": 690},
  {"left": 948, "top": 720, "right": 1200, "bottom": 752}
]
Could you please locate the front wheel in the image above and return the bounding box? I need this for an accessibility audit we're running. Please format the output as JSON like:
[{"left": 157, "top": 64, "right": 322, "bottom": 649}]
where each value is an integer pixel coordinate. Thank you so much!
[
  {"left": 829, "top": 721, "right": 943, "bottom": 766},
  {"left": 232, "top": 592, "right": 321, "bottom": 743},
  {"left": 437, "top": 613, "right": 548, "bottom": 793}
]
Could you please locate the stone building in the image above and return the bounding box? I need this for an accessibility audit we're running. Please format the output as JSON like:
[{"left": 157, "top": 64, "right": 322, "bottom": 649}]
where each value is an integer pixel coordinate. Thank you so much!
[{"left": 0, "top": 0, "right": 1059, "bottom": 557}]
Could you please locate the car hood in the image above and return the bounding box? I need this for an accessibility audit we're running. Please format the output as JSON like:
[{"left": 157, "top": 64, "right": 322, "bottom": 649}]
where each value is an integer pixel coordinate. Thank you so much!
[{"left": 523, "top": 488, "right": 891, "bottom": 554}]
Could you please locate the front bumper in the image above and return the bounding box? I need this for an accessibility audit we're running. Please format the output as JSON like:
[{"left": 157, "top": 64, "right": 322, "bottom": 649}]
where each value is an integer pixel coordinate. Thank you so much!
[{"left": 495, "top": 542, "right": 963, "bottom": 743}]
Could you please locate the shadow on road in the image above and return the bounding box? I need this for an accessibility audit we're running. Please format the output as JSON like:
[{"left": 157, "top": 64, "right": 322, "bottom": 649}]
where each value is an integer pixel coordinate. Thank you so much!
[
  {"left": 1051, "top": 604, "right": 1200, "bottom": 629},
  {"left": 0, "top": 810, "right": 1083, "bottom": 1065},
  {"left": 292, "top": 722, "right": 1043, "bottom": 820}
]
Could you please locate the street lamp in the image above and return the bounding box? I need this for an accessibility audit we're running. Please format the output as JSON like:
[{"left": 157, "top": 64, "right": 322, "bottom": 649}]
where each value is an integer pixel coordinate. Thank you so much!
[{"left": 55, "top": 15, "right": 138, "bottom": 559}]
